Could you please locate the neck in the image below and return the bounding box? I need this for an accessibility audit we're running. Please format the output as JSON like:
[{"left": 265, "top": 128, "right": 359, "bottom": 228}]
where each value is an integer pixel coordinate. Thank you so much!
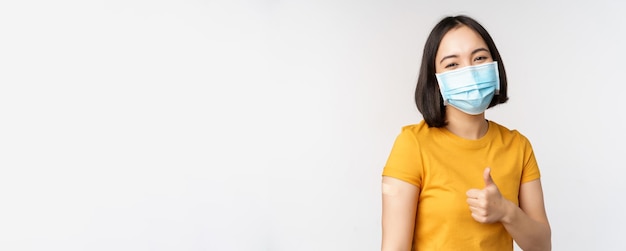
[{"left": 445, "top": 107, "right": 489, "bottom": 140}]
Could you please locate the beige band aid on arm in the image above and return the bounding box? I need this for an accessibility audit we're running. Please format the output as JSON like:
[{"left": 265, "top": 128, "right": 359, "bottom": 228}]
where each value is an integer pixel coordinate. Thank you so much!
[{"left": 382, "top": 182, "right": 399, "bottom": 196}]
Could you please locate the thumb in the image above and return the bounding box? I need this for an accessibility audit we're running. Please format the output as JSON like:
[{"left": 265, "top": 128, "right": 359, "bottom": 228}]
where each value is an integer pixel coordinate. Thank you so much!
[{"left": 483, "top": 167, "right": 494, "bottom": 186}]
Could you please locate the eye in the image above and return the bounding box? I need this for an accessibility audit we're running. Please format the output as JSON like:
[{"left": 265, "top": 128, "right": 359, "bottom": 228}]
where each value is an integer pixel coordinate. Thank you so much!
[
  {"left": 445, "top": 62, "right": 458, "bottom": 68},
  {"left": 474, "top": 56, "right": 488, "bottom": 62}
]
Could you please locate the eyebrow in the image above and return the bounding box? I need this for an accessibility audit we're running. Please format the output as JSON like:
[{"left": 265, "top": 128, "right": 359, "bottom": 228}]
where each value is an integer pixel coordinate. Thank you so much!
[{"left": 439, "top": 48, "right": 490, "bottom": 64}]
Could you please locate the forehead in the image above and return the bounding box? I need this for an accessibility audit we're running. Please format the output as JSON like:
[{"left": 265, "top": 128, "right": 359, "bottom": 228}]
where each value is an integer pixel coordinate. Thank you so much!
[{"left": 436, "top": 25, "right": 488, "bottom": 59}]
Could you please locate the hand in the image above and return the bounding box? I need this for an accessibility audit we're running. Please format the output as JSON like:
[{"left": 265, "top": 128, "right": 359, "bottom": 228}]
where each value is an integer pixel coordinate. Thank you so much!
[{"left": 466, "top": 167, "right": 510, "bottom": 224}]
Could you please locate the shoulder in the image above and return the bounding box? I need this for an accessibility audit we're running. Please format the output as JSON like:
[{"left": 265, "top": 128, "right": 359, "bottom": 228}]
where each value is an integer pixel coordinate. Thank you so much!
[
  {"left": 399, "top": 120, "right": 432, "bottom": 138},
  {"left": 390, "top": 120, "right": 433, "bottom": 149},
  {"left": 490, "top": 120, "right": 533, "bottom": 146}
]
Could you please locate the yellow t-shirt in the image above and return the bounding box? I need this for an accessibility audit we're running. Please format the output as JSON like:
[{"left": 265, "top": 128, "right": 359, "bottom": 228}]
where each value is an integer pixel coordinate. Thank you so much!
[{"left": 382, "top": 120, "right": 541, "bottom": 250}]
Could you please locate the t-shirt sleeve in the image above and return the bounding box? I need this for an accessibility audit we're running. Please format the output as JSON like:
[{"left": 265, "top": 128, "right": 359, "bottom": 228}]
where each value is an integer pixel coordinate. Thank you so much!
[
  {"left": 520, "top": 135, "right": 541, "bottom": 183},
  {"left": 381, "top": 127, "right": 423, "bottom": 188}
]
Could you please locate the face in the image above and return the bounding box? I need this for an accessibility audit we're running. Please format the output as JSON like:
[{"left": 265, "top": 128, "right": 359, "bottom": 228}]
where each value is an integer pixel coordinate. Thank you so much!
[{"left": 435, "top": 25, "right": 493, "bottom": 74}]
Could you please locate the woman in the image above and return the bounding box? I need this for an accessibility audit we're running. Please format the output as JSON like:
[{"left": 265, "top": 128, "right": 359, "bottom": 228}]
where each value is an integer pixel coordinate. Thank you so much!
[{"left": 381, "top": 15, "right": 551, "bottom": 251}]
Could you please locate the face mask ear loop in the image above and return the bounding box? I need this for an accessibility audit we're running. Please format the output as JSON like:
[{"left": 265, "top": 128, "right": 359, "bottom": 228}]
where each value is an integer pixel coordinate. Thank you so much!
[
  {"left": 435, "top": 75, "right": 448, "bottom": 106},
  {"left": 494, "top": 62, "right": 500, "bottom": 95}
]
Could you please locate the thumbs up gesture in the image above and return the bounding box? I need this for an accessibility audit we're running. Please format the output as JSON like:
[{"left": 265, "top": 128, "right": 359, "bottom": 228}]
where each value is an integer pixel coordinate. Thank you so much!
[{"left": 466, "top": 167, "right": 510, "bottom": 224}]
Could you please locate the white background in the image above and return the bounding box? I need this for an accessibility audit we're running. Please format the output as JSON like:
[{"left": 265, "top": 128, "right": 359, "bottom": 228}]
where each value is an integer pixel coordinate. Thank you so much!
[{"left": 1, "top": 0, "right": 625, "bottom": 250}]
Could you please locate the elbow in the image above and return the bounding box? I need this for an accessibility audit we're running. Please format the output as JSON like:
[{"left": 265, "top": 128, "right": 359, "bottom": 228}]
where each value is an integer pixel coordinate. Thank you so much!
[
  {"left": 519, "top": 242, "right": 551, "bottom": 251},
  {"left": 521, "top": 228, "right": 552, "bottom": 251},
  {"left": 522, "top": 245, "right": 551, "bottom": 251}
]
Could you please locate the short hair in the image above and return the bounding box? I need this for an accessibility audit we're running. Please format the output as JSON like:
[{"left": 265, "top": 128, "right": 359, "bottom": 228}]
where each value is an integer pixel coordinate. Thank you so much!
[{"left": 414, "top": 15, "right": 509, "bottom": 127}]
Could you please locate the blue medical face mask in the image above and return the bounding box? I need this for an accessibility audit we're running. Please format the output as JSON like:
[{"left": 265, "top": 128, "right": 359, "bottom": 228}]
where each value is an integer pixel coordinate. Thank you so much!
[{"left": 435, "top": 61, "right": 500, "bottom": 115}]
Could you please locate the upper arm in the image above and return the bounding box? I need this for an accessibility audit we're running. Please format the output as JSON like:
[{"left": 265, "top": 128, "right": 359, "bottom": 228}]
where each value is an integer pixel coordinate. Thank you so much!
[
  {"left": 381, "top": 176, "right": 420, "bottom": 251},
  {"left": 519, "top": 179, "right": 550, "bottom": 225}
]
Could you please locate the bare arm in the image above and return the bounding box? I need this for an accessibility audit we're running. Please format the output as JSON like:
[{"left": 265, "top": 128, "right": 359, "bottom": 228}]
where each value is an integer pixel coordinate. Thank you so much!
[
  {"left": 501, "top": 179, "right": 551, "bottom": 251},
  {"left": 381, "top": 176, "right": 419, "bottom": 251}
]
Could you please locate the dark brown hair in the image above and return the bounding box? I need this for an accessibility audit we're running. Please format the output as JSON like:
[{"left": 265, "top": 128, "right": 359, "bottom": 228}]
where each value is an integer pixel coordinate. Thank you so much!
[{"left": 415, "top": 15, "right": 509, "bottom": 127}]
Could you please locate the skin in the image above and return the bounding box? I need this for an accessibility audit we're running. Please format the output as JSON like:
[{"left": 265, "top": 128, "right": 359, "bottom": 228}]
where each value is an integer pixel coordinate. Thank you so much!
[{"left": 381, "top": 25, "right": 551, "bottom": 251}]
